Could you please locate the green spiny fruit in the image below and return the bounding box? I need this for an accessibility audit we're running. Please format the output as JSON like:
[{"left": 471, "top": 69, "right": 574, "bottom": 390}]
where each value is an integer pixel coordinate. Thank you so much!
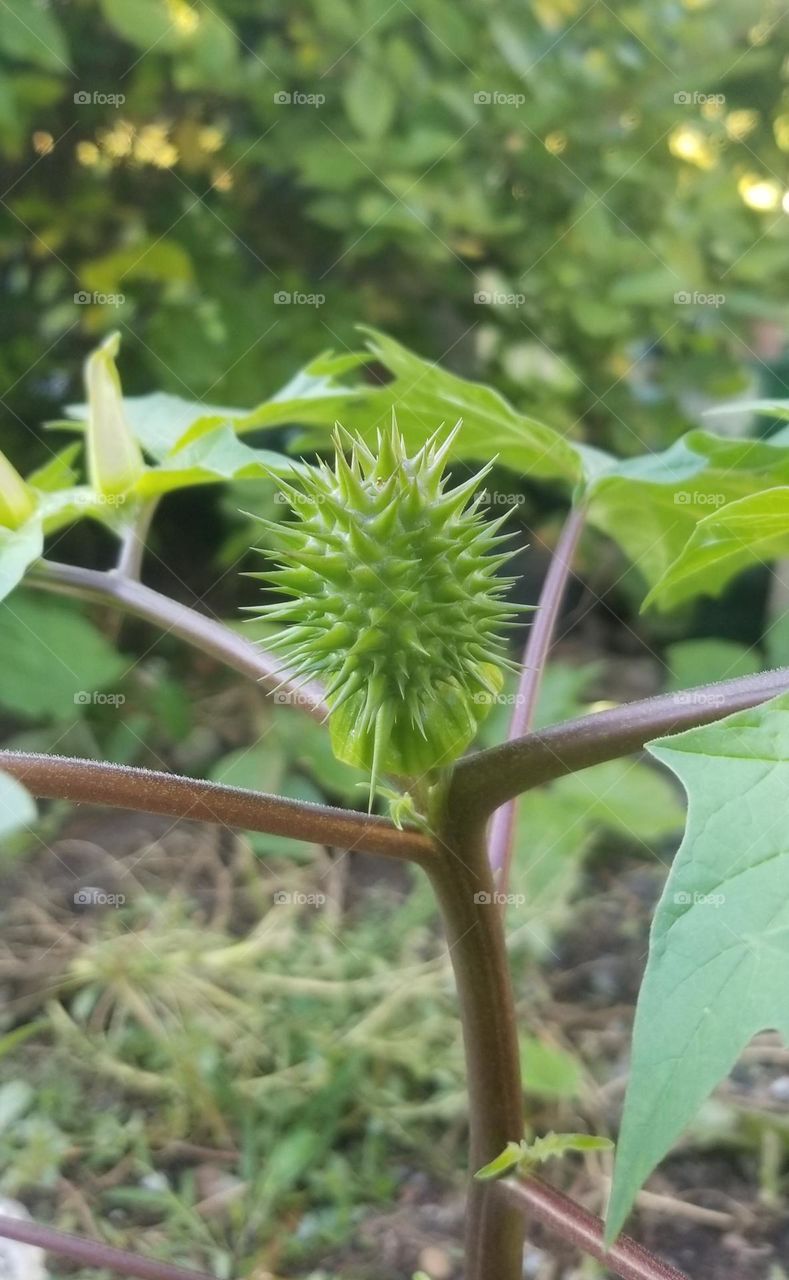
[{"left": 249, "top": 423, "right": 527, "bottom": 805}]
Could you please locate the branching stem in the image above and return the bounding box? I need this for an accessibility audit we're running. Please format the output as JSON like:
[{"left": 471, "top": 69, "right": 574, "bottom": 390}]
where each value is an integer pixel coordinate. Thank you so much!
[
  {"left": 0, "top": 1215, "right": 216, "bottom": 1280},
  {"left": 26, "top": 559, "right": 328, "bottom": 720},
  {"left": 495, "top": 1178, "right": 688, "bottom": 1280},
  {"left": 0, "top": 751, "right": 431, "bottom": 863},
  {"left": 426, "top": 803, "right": 525, "bottom": 1280},
  {"left": 459, "top": 665, "right": 789, "bottom": 819}
]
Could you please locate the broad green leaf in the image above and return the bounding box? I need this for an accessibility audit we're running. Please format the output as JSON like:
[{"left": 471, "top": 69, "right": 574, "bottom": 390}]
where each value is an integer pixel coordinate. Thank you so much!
[
  {"left": 0, "top": 594, "right": 126, "bottom": 719},
  {"left": 706, "top": 398, "right": 789, "bottom": 425},
  {"left": 510, "top": 757, "right": 684, "bottom": 939},
  {"left": 137, "top": 424, "right": 302, "bottom": 495},
  {"left": 0, "top": 0, "right": 70, "bottom": 71},
  {"left": 643, "top": 488, "right": 789, "bottom": 612},
  {"left": 100, "top": 0, "right": 177, "bottom": 50},
  {"left": 28, "top": 444, "right": 82, "bottom": 492},
  {"left": 63, "top": 358, "right": 362, "bottom": 461},
  {"left": 80, "top": 239, "right": 194, "bottom": 292},
  {"left": 607, "top": 692, "right": 789, "bottom": 1241},
  {"left": 520, "top": 1036, "right": 582, "bottom": 1100},
  {"left": 367, "top": 328, "right": 586, "bottom": 482},
  {"left": 0, "top": 771, "right": 37, "bottom": 841},
  {"left": 587, "top": 432, "right": 789, "bottom": 590},
  {"left": 210, "top": 739, "right": 287, "bottom": 797},
  {"left": 305, "top": 328, "right": 585, "bottom": 484},
  {"left": 664, "top": 639, "right": 761, "bottom": 690},
  {"left": 559, "top": 757, "right": 685, "bottom": 844},
  {"left": 62, "top": 392, "right": 244, "bottom": 460},
  {"left": 343, "top": 62, "right": 396, "bottom": 139},
  {"left": 0, "top": 1080, "right": 33, "bottom": 1132},
  {"left": 0, "top": 517, "right": 43, "bottom": 604}
]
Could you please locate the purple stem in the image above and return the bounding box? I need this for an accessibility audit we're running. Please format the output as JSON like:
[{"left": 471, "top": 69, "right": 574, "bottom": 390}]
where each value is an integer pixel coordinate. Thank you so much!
[
  {"left": 0, "top": 751, "right": 431, "bottom": 863},
  {"left": 488, "top": 505, "right": 586, "bottom": 886},
  {"left": 0, "top": 1215, "right": 217, "bottom": 1280},
  {"left": 26, "top": 560, "right": 328, "bottom": 721},
  {"left": 496, "top": 1178, "right": 688, "bottom": 1280},
  {"left": 458, "top": 665, "right": 789, "bottom": 817}
]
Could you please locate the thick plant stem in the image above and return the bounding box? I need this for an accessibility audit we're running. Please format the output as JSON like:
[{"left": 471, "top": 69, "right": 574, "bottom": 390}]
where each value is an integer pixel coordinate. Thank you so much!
[
  {"left": 0, "top": 751, "right": 432, "bottom": 863},
  {"left": 488, "top": 504, "right": 586, "bottom": 887},
  {"left": 26, "top": 560, "right": 328, "bottom": 720},
  {"left": 427, "top": 799, "right": 524, "bottom": 1280},
  {"left": 0, "top": 1215, "right": 216, "bottom": 1280},
  {"left": 458, "top": 664, "right": 789, "bottom": 819},
  {"left": 495, "top": 1179, "right": 688, "bottom": 1280}
]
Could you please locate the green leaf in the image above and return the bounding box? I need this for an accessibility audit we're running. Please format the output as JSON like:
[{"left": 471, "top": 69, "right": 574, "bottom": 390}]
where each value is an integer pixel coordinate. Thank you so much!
[
  {"left": 0, "top": 770, "right": 37, "bottom": 840},
  {"left": 305, "top": 328, "right": 585, "bottom": 484},
  {"left": 63, "top": 357, "right": 361, "bottom": 462},
  {"left": 0, "top": 517, "right": 43, "bottom": 604},
  {"left": 558, "top": 757, "right": 685, "bottom": 844},
  {"left": 100, "top": 0, "right": 176, "bottom": 50},
  {"left": 28, "top": 443, "right": 82, "bottom": 492},
  {"left": 80, "top": 239, "right": 194, "bottom": 292},
  {"left": 210, "top": 739, "right": 287, "bottom": 796},
  {"left": 0, "top": 0, "right": 70, "bottom": 71},
  {"left": 137, "top": 424, "right": 302, "bottom": 495},
  {"left": 520, "top": 1036, "right": 582, "bottom": 1100},
  {"left": 62, "top": 392, "right": 244, "bottom": 461},
  {"left": 643, "top": 488, "right": 789, "bottom": 612},
  {"left": 521, "top": 1131, "right": 613, "bottom": 1167},
  {"left": 587, "top": 433, "right": 789, "bottom": 591},
  {"left": 0, "top": 1080, "right": 33, "bottom": 1133},
  {"left": 476, "top": 1132, "right": 612, "bottom": 1181},
  {"left": 664, "top": 639, "right": 761, "bottom": 690},
  {"left": 474, "top": 1141, "right": 523, "bottom": 1180},
  {"left": 706, "top": 398, "right": 789, "bottom": 425},
  {"left": 0, "top": 594, "right": 126, "bottom": 719},
  {"left": 343, "top": 61, "right": 396, "bottom": 139},
  {"left": 607, "top": 692, "right": 789, "bottom": 1241}
]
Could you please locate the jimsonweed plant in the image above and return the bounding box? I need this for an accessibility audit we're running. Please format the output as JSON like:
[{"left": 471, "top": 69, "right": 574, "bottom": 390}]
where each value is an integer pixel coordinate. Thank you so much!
[{"left": 2, "top": 329, "right": 789, "bottom": 1280}]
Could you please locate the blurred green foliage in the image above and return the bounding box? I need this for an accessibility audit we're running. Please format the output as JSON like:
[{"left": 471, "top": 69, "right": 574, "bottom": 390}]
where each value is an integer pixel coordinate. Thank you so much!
[{"left": 0, "top": 0, "right": 787, "bottom": 468}]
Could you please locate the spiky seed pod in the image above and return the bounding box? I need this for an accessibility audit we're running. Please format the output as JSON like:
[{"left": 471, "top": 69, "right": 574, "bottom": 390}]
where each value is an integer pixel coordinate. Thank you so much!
[{"left": 250, "top": 424, "right": 526, "bottom": 803}]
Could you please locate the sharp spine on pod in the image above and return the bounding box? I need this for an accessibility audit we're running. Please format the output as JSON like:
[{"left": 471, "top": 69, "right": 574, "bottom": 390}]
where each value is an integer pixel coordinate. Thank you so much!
[{"left": 248, "top": 419, "right": 530, "bottom": 808}]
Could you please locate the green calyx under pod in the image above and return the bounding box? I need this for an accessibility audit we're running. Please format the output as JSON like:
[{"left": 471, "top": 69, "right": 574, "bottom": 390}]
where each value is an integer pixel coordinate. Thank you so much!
[{"left": 250, "top": 423, "right": 527, "bottom": 803}]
